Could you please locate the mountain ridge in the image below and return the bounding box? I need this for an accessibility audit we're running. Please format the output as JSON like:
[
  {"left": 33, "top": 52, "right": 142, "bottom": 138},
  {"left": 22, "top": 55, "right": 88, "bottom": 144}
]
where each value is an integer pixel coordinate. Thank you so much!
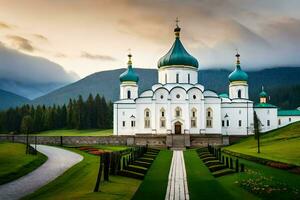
[{"left": 32, "top": 67, "right": 300, "bottom": 109}]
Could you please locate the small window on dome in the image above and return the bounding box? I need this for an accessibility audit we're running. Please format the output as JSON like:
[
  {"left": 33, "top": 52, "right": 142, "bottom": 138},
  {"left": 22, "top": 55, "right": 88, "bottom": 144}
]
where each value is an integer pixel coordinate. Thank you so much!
[
  {"left": 193, "top": 95, "right": 196, "bottom": 99},
  {"left": 127, "top": 90, "right": 131, "bottom": 99},
  {"left": 176, "top": 94, "right": 180, "bottom": 99},
  {"left": 160, "top": 95, "right": 164, "bottom": 99},
  {"left": 176, "top": 74, "right": 179, "bottom": 83},
  {"left": 188, "top": 74, "right": 190, "bottom": 84},
  {"left": 238, "top": 90, "right": 242, "bottom": 98}
]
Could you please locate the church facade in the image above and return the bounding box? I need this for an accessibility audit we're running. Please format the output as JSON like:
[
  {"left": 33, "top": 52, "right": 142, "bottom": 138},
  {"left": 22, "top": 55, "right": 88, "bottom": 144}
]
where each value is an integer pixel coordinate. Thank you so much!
[{"left": 113, "top": 23, "right": 300, "bottom": 136}]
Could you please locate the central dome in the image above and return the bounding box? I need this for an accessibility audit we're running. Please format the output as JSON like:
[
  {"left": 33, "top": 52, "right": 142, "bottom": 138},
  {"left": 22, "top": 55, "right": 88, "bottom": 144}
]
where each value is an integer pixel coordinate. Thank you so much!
[{"left": 158, "top": 25, "right": 198, "bottom": 69}]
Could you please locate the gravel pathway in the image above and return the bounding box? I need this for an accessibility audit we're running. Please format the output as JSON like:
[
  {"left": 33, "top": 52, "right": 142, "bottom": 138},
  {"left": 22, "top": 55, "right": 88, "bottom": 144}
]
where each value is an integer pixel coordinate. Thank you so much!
[
  {"left": 165, "top": 150, "right": 189, "bottom": 200},
  {"left": 0, "top": 145, "right": 83, "bottom": 200}
]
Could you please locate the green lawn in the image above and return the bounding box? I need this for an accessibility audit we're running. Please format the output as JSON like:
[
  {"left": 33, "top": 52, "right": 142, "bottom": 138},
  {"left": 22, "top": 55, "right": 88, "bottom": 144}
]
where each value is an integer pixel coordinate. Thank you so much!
[
  {"left": 184, "top": 150, "right": 257, "bottom": 200},
  {"left": 224, "top": 122, "right": 300, "bottom": 166},
  {"left": 23, "top": 147, "right": 141, "bottom": 200},
  {"left": 0, "top": 142, "right": 47, "bottom": 185},
  {"left": 132, "top": 150, "right": 173, "bottom": 200},
  {"left": 31, "top": 129, "right": 113, "bottom": 136}
]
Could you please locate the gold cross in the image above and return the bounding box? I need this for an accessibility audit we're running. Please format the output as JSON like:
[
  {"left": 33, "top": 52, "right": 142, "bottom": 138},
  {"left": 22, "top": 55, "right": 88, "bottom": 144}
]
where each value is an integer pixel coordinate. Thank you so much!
[{"left": 175, "top": 17, "right": 180, "bottom": 27}]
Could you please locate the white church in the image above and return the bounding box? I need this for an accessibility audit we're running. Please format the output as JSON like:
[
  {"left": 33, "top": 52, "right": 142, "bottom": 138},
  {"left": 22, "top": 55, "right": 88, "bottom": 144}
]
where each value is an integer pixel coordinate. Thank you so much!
[{"left": 113, "top": 23, "right": 300, "bottom": 136}]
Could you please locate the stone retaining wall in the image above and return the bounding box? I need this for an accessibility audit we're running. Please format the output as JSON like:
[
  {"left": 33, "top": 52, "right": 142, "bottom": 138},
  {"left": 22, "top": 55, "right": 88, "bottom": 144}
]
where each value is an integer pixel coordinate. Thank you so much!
[{"left": 0, "top": 134, "right": 230, "bottom": 147}]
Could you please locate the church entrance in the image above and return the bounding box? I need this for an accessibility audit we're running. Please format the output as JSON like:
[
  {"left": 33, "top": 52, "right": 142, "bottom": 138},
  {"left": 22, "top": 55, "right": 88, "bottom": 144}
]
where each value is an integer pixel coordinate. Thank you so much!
[{"left": 174, "top": 122, "right": 182, "bottom": 134}]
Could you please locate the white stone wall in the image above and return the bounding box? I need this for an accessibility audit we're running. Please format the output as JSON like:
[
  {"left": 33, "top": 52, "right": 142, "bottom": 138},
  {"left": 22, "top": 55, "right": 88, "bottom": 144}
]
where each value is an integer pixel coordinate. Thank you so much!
[
  {"left": 254, "top": 108, "right": 278, "bottom": 132},
  {"left": 221, "top": 100, "right": 254, "bottom": 135},
  {"left": 158, "top": 66, "right": 198, "bottom": 84},
  {"left": 113, "top": 102, "right": 137, "bottom": 135},
  {"left": 204, "top": 97, "right": 222, "bottom": 134},
  {"left": 278, "top": 116, "right": 300, "bottom": 127}
]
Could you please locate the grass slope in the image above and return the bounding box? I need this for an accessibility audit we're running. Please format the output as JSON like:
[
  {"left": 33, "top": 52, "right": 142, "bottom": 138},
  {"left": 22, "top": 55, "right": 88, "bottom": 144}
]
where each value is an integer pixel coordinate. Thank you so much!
[
  {"left": 31, "top": 129, "right": 113, "bottom": 136},
  {"left": 0, "top": 142, "right": 47, "bottom": 185},
  {"left": 132, "top": 150, "right": 173, "bottom": 200},
  {"left": 221, "top": 152, "right": 300, "bottom": 199},
  {"left": 184, "top": 150, "right": 256, "bottom": 200},
  {"left": 23, "top": 147, "right": 140, "bottom": 200},
  {"left": 224, "top": 122, "right": 300, "bottom": 165}
]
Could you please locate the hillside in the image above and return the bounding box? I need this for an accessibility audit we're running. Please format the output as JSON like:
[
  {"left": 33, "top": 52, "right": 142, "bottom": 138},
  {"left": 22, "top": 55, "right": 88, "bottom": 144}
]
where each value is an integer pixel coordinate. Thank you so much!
[
  {"left": 224, "top": 122, "right": 300, "bottom": 166},
  {"left": 0, "top": 89, "right": 29, "bottom": 110},
  {"left": 32, "top": 67, "right": 300, "bottom": 108}
]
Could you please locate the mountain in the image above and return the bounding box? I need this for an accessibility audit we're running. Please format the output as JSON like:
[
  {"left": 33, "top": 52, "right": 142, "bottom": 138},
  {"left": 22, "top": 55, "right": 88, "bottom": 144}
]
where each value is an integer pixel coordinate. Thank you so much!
[
  {"left": 33, "top": 67, "right": 300, "bottom": 109},
  {"left": 0, "top": 89, "right": 29, "bottom": 110}
]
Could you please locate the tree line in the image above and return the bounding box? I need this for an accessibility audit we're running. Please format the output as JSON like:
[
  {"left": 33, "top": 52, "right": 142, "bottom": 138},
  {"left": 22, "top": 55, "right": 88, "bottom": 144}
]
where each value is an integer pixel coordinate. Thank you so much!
[{"left": 0, "top": 94, "right": 113, "bottom": 134}]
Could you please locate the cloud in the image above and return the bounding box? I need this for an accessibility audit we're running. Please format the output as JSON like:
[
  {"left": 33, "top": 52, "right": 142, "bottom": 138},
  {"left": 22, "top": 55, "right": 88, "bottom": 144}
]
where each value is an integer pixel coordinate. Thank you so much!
[
  {"left": 81, "top": 51, "right": 116, "bottom": 61},
  {"left": 55, "top": 52, "right": 67, "bottom": 58},
  {"left": 0, "top": 42, "right": 79, "bottom": 85},
  {"left": 0, "top": 21, "right": 12, "bottom": 29},
  {"left": 33, "top": 34, "right": 48, "bottom": 42},
  {"left": 6, "top": 35, "right": 35, "bottom": 52}
]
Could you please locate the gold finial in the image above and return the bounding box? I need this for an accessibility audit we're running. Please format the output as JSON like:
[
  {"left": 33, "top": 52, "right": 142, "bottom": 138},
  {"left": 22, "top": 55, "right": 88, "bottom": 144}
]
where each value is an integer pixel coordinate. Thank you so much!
[
  {"left": 235, "top": 49, "right": 240, "bottom": 65},
  {"left": 127, "top": 48, "right": 132, "bottom": 66},
  {"left": 174, "top": 17, "right": 181, "bottom": 38}
]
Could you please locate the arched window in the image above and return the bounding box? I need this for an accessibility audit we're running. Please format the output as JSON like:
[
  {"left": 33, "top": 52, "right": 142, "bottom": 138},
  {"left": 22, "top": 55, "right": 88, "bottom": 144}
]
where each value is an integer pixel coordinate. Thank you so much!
[
  {"left": 191, "top": 108, "right": 197, "bottom": 128},
  {"left": 160, "top": 108, "right": 166, "bottom": 128},
  {"left": 144, "top": 109, "right": 151, "bottom": 128},
  {"left": 206, "top": 108, "right": 213, "bottom": 128},
  {"left": 176, "top": 73, "right": 179, "bottom": 83},
  {"left": 127, "top": 90, "right": 131, "bottom": 99},
  {"left": 237, "top": 90, "right": 242, "bottom": 98},
  {"left": 165, "top": 74, "right": 167, "bottom": 84},
  {"left": 188, "top": 74, "right": 190, "bottom": 84},
  {"left": 175, "top": 107, "right": 181, "bottom": 117}
]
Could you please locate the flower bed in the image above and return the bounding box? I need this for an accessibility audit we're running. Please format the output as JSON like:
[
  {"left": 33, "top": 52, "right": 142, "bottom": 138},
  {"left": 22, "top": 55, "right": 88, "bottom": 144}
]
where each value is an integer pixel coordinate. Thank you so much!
[
  {"left": 237, "top": 169, "right": 299, "bottom": 199},
  {"left": 222, "top": 149, "right": 300, "bottom": 174}
]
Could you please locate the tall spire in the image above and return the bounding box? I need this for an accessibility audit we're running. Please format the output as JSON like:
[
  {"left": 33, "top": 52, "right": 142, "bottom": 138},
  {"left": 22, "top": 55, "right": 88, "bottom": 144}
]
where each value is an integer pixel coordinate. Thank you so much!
[{"left": 174, "top": 17, "right": 181, "bottom": 38}]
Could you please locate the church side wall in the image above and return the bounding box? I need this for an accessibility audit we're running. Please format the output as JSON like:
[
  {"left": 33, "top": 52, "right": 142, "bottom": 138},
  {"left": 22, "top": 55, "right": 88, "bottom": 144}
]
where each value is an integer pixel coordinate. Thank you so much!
[
  {"left": 204, "top": 98, "right": 222, "bottom": 134},
  {"left": 254, "top": 108, "right": 278, "bottom": 132},
  {"left": 221, "top": 102, "right": 254, "bottom": 135},
  {"left": 278, "top": 116, "right": 300, "bottom": 127},
  {"left": 113, "top": 103, "right": 137, "bottom": 135}
]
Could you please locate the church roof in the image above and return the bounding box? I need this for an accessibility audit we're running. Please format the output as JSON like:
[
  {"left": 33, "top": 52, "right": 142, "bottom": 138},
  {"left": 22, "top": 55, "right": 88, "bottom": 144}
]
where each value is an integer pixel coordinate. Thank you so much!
[
  {"left": 228, "top": 53, "right": 248, "bottom": 82},
  {"left": 219, "top": 93, "right": 229, "bottom": 98},
  {"left": 120, "top": 54, "right": 139, "bottom": 82},
  {"left": 278, "top": 109, "right": 300, "bottom": 116},
  {"left": 158, "top": 24, "right": 198, "bottom": 69},
  {"left": 254, "top": 103, "right": 277, "bottom": 108}
]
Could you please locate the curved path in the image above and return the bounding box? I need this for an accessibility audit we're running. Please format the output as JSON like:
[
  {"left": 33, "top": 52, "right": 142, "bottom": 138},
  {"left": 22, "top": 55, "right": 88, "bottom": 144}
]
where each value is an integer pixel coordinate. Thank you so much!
[{"left": 0, "top": 145, "right": 83, "bottom": 200}]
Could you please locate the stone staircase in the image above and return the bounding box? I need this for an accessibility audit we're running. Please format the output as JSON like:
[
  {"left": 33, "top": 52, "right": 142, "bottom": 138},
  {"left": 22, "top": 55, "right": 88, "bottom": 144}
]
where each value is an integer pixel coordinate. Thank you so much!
[
  {"left": 167, "top": 134, "right": 190, "bottom": 150},
  {"left": 118, "top": 149, "right": 160, "bottom": 180}
]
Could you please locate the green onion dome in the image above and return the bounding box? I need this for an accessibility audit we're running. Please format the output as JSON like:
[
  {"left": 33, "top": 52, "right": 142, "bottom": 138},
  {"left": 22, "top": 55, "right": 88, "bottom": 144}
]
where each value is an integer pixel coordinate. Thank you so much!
[
  {"left": 228, "top": 53, "right": 248, "bottom": 82},
  {"left": 259, "top": 90, "right": 268, "bottom": 98},
  {"left": 120, "top": 54, "right": 139, "bottom": 82},
  {"left": 158, "top": 24, "right": 198, "bottom": 69}
]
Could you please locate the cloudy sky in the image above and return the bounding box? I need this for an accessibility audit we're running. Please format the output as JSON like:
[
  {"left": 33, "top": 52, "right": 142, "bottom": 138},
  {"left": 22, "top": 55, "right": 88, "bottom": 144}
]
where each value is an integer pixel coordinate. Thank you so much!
[{"left": 0, "top": 0, "right": 300, "bottom": 79}]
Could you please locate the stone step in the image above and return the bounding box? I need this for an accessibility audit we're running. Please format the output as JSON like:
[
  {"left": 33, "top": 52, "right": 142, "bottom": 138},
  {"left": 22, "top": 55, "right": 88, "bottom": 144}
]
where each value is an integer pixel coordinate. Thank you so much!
[
  {"left": 126, "top": 165, "right": 148, "bottom": 174},
  {"left": 209, "top": 164, "right": 227, "bottom": 172},
  {"left": 212, "top": 168, "right": 235, "bottom": 177},
  {"left": 118, "top": 170, "right": 144, "bottom": 180},
  {"left": 132, "top": 160, "right": 152, "bottom": 168}
]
